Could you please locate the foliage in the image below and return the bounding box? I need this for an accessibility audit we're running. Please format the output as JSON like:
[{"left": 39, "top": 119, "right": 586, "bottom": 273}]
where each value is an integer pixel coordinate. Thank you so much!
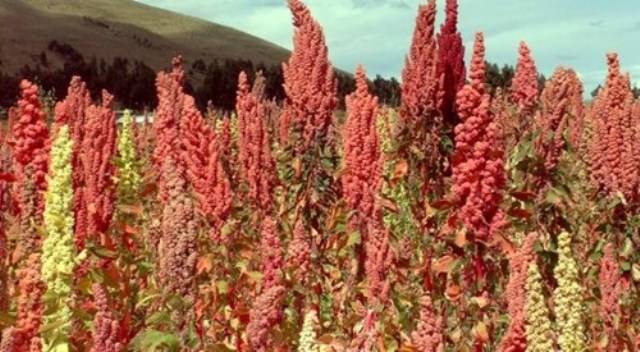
[{"left": 0, "top": 1, "right": 639, "bottom": 351}]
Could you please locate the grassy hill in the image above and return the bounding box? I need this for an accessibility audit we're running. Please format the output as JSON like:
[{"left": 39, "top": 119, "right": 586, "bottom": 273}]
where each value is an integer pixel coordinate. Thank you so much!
[{"left": 0, "top": 0, "right": 291, "bottom": 73}]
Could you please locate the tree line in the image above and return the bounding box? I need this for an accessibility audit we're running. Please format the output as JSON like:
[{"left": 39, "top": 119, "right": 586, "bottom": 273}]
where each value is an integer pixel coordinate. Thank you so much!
[{"left": 0, "top": 41, "right": 591, "bottom": 113}]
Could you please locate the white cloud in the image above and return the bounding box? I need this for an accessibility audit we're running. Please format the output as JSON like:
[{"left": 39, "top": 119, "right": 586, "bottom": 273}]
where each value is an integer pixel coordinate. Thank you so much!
[{"left": 135, "top": 0, "right": 640, "bottom": 92}]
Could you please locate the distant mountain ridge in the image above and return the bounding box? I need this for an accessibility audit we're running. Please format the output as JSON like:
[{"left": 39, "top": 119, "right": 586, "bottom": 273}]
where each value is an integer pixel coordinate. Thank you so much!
[{"left": 0, "top": 0, "right": 291, "bottom": 73}]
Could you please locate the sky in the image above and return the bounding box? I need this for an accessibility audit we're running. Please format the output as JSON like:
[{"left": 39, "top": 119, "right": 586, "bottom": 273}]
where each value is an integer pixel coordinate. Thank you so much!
[{"left": 135, "top": 0, "right": 640, "bottom": 94}]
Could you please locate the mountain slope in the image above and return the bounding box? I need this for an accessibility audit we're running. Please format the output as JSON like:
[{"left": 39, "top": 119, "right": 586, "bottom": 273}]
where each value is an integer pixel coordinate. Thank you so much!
[{"left": 0, "top": 0, "right": 290, "bottom": 73}]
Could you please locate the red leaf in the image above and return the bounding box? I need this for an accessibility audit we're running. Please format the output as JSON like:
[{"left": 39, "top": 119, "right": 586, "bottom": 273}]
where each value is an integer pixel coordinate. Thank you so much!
[
  {"left": 454, "top": 229, "right": 468, "bottom": 248},
  {"left": 431, "top": 199, "right": 453, "bottom": 210},
  {"left": 510, "top": 190, "right": 537, "bottom": 202},
  {"left": 508, "top": 207, "right": 532, "bottom": 219},
  {"left": 140, "top": 183, "right": 157, "bottom": 197},
  {"left": 491, "top": 233, "right": 515, "bottom": 255},
  {"left": 0, "top": 173, "right": 16, "bottom": 182},
  {"left": 104, "top": 265, "right": 122, "bottom": 283},
  {"left": 234, "top": 305, "right": 251, "bottom": 325},
  {"left": 391, "top": 159, "right": 409, "bottom": 184},
  {"left": 432, "top": 255, "right": 457, "bottom": 274},
  {"left": 196, "top": 256, "right": 213, "bottom": 275},
  {"left": 124, "top": 225, "right": 140, "bottom": 235},
  {"left": 472, "top": 322, "right": 490, "bottom": 343},
  {"left": 377, "top": 195, "right": 398, "bottom": 212}
]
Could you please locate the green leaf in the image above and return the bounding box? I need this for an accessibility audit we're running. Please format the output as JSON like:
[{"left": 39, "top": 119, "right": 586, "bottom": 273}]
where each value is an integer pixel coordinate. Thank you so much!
[
  {"left": 246, "top": 271, "right": 264, "bottom": 282},
  {"left": 544, "top": 187, "right": 563, "bottom": 205},
  {"left": 207, "top": 344, "right": 236, "bottom": 352},
  {"left": 0, "top": 312, "right": 16, "bottom": 326},
  {"left": 92, "top": 246, "right": 118, "bottom": 259},
  {"left": 346, "top": 231, "right": 361, "bottom": 247},
  {"left": 45, "top": 338, "right": 70, "bottom": 352},
  {"left": 40, "top": 318, "right": 69, "bottom": 334},
  {"left": 146, "top": 311, "right": 171, "bottom": 326},
  {"left": 132, "top": 329, "right": 181, "bottom": 351},
  {"left": 88, "top": 268, "right": 105, "bottom": 284},
  {"left": 632, "top": 263, "right": 640, "bottom": 282},
  {"left": 234, "top": 259, "right": 249, "bottom": 273},
  {"left": 216, "top": 280, "right": 229, "bottom": 294},
  {"left": 135, "top": 292, "right": 162, "bottom": 310},
  {"left": 621, "top": 261, "right": 631, "bottom": 272},
  {"left": 621, "top": 238, "right": 634, "bottom": 258},
  {"left": 221, "top": 221, "right": 237, "bottom": 238}
]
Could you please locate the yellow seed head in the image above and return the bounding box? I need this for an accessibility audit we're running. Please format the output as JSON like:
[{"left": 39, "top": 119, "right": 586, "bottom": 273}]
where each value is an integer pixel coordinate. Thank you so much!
[
  {"left": 41, "top": 126, "right": 75, "bottom": 350},
  {"left": 116, "top": 110, "right": 142, "bottom": 201},
  {"left": 524, "top": 261, "right": 555, "bottom": 352},
  {"left": 553, "top": 231, "right": 586, "bottom": 352},
  {"left": 298, "top": 310, "right": 320, "bottom": 352}
]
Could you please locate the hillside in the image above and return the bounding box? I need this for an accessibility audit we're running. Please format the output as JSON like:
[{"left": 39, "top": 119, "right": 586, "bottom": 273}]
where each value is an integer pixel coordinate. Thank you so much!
[{"left": 0, "top": 0, "right": 291, "bottom": 73}]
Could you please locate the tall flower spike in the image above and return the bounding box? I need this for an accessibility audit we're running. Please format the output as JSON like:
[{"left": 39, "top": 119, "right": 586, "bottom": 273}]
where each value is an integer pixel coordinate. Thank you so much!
[
  {"left": 247, "top": 285, "right": 286, "bottom": 352},
  {"left": 591, "top": 57, "right": 621, "bottom": 193},
  {"left": 400, "top": 0, "right": 442, "bottom": 180},
  {"left": 535, "top": 67, "right": 573, "bottom": 178},
  {"left": 11, "top": 80, "right": 50, "bottom": 216},
  {"left": 53, "top": 76, "right": 90, "bottom": 181},
  {"left": 158, "top": 158, "right": 198, "bottom": 300},
  {"left": 0, "top": 132, "right": 9, "bottom": 313},
  {"left": 452, "top": 33, "right": 507, "bottom": 240},
  {"left": 524, "top": 261, "right": 554, "bottom": 352},
  {"left": 586, "top": 94, "right": 608, "bottom": 191},
  {"left": 281, "top": 0, "right": 337, "bottom": 152},
  {"left": 180, "top": 96, "right": 232, "bottom": 241},
  {"left": 511, "top": 42, "right": 539, "bottom": 115},
  {"left": 115, "top": 110, "right": 142, "bottom": 203},
  {"left": 54, "top": 77, "right": 91, "bottom": 248},
  {"left": 586, "top": 53, "right": 639, "bottom": 202},
  {"left": 364, "top": 222, "right": 393, "bottom": 305},
  {"left": 287, "top": 219, "right": 311, "bottom": 283},
  {"left": 0, "top": 328, "right": 20, "bottom": 352},
  {"left": 619, "top": 90, "right": 637, "bottom": 200},
  {"left": 6, "top": 81, "right": 49, "bottom": 352},
  {"left": 342, "top": 66, "right": 382, "bottom": 229},
  {"left": 348, "top": 310, "right": 378, "bottom": 352},
  {"left": 90, "top": 284, "right": 122, "bottom": 352},
  {"left": 53, "top": 76, "right": 91, "bottom": 133},
  {"left": 562, "top": 69, "right": 585, "bottom": 149},
  {"left": 437, "top": 0, "right": 466, "bottom": 129},
  {"left": 9, "top": 252, "right": 45, "bottom": 351},
  {"left": 297, "top": 310, "right": 319, "bottom": 352},
  {"left": 553, "top": 231, "right": 586, "bottom": 352},
  {"left": 236, "top": 71, "right": 276, "bottom": 210},
  {"left": 401, "top": 0, "right": 440, "bottom": 126},
  {"left": 251, "top": 70, "right": 267, "bottom": 101},
  {"left": 80, "top": 91, "right": 117, "bottom": 246},
  {"left": 155, "top": 156, "right": 198, "bottom": 338},
  {"left": 2, "top": 168, "right": 46, "bottom": 351},
  {"left": 491, "top": 88, "right": 514, "bottom": 151},
  {"left": 499, "top": 233, "right": 537, "bottom": 352},
  {"left": 154, "top": 56, "right": 187, "bottom": 203},
  {"left": 259, "top": 216, "right": 283, "bottom": 292},
  {"left": 599, "top": 243, "right": 622, "bottom": 352},
  {"left": 135, "top": 115, "right": 154, "bottom": 161},
  {"left": 41, "top": 126, "right": 75, "bottom": 350},
  {"left": 410, "top": 295, "right": 444, "bottom": 352},
  {"left": 215, "top": 115, "right": 234, "bottom": 165}
]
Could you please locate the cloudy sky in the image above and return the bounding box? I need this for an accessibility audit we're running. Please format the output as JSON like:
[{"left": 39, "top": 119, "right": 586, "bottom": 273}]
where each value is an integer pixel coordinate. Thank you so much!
[{"left": 135, "top": 0, "right": 640, "bottom": 93}]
